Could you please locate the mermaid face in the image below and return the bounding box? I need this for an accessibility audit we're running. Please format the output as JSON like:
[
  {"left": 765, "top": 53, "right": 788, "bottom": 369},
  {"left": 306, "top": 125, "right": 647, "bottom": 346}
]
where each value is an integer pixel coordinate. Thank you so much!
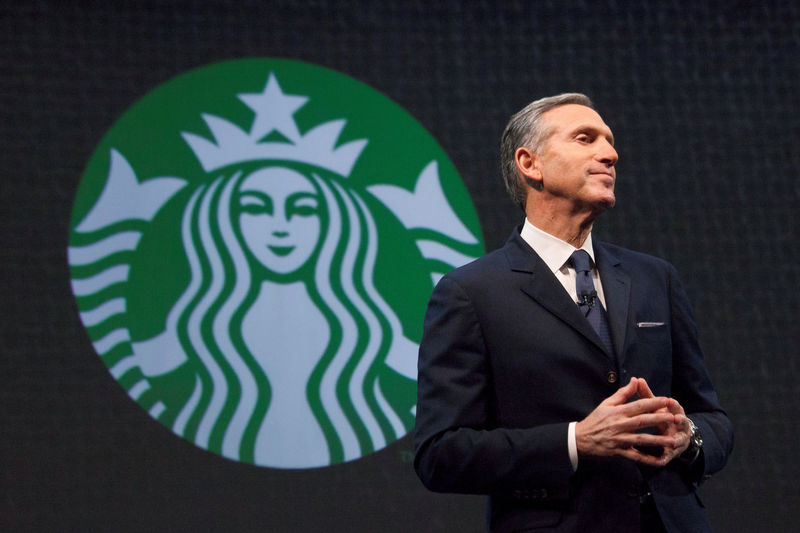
[{"left": 237, "top": 167, "right": 322, "bottom": 274}]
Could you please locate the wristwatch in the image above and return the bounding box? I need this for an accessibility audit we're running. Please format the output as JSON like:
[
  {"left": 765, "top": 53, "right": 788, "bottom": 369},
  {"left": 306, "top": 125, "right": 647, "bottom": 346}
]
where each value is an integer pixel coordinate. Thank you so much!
[{"left": 683, "top": 417, "right": 703, "bottom": 463}]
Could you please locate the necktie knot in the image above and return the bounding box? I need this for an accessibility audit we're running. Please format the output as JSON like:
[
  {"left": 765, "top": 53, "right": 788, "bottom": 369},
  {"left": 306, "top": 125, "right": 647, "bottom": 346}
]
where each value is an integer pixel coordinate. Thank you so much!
[{"left": 569, "top": 249, "right": 593, "bottom": 274}]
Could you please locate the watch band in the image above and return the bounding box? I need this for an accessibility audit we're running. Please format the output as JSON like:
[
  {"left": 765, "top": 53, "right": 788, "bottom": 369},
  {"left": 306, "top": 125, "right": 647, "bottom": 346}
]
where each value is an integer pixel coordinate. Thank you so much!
[{"left": 684, "top": 417, "right": 703, "bottom": 463}]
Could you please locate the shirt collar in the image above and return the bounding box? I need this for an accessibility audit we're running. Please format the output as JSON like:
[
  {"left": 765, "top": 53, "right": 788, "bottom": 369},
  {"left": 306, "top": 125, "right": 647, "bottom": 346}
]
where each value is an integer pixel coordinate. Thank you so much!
[{"left": 520, "top": 218, "right": 596, "bottom": 274}]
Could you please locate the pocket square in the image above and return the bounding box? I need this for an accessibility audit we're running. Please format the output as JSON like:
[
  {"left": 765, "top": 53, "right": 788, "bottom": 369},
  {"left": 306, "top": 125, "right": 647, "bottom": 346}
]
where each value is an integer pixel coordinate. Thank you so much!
[{"left": 636, "top": 321, "right": 665, "bottom": 328}]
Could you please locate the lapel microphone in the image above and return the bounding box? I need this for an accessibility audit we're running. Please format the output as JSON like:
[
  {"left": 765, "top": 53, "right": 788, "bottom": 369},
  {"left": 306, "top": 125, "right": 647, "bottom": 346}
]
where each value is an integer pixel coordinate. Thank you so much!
[{"left": 578, "top": 290, "right": 598, "bottom": 309}]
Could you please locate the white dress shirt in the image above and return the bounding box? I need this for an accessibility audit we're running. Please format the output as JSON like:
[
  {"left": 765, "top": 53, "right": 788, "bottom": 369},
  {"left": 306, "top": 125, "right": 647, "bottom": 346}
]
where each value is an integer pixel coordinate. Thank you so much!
[
  {"left": 519, "top": 218, "right": 606, "bottom": 471},
  {"left": 519, "top": 219, "right": 606, "bottom": 308}
]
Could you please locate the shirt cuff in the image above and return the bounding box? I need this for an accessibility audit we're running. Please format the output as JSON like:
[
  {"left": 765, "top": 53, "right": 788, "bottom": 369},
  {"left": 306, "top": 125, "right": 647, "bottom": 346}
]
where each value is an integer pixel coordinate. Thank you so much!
[{"left": 568, "top": 421, "right": 578, "bottom": 471}]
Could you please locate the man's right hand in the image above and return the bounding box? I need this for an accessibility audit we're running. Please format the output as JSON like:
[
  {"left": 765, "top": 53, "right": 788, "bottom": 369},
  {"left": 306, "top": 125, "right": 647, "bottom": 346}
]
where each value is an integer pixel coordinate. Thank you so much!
[{"left": 575, "top": 377, "right": 683, "bottom": 467}]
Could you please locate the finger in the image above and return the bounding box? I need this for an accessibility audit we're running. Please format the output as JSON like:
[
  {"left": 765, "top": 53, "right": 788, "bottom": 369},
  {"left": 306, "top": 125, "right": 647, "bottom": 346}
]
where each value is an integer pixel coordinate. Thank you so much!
[
  {"left": 658, "top": 427, "right": 691, "bottom": 452},
  {"left": 615, "top": 412, "right": 677, "bottom": 432},
  {"left": 666, "top": 413, "right": 690, "bottom": 434},
  {"left": 670, "top": 418, "right": 692, "bottom": 445},
  {"left": 616, "top": 447, "right": 672, "bottom": 467},
  {"left": 665, "top": 397, "right": 686, "bottom": 416},
  {"left": 637, "top": 378, "right": 655, "bottom": 399},
  {"left": 602, "top": 377, "right": 640, "bottom": 407},
  {"left": 618, "top": 431, "right": 679, "bottom": 450},
  {"left": 630, "top": 441, "right": 686, "bottom": 467},
  {"left": 673, "top": 431, "right": 691, "bottom": 454},
  {"left": 660, "top": 445, "right": 686, "bottom": 465},
  {"left": 618, "top": 397, "right": 669, "bottom": 416}
]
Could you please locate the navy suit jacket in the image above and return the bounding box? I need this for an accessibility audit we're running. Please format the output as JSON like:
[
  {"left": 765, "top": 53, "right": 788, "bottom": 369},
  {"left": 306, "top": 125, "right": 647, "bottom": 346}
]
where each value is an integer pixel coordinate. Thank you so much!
[{"left": 413, "top": 229, "right": 733, "bottom": 532}]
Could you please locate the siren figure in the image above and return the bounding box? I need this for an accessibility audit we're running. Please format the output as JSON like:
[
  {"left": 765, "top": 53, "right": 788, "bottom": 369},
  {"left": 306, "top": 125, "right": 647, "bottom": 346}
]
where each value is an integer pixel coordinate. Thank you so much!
[
  {"left": 128, "top": 74, "right": 417, "bottom": 467},
  {"left": 131, "top": 161, "right": 414, "bottom": 468}
]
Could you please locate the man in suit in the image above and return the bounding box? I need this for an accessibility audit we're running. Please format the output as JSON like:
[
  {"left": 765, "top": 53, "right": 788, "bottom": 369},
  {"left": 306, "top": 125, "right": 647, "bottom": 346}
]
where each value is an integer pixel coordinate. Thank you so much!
[{"left": 413, "top": 94, "right": 733, "bottom": 532}]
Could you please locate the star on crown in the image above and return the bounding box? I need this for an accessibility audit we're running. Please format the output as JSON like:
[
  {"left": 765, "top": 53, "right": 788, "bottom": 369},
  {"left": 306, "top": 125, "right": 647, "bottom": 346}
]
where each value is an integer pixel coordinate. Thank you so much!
[{"left": 182, "top": 73, "right": 368, "bottom": 177}]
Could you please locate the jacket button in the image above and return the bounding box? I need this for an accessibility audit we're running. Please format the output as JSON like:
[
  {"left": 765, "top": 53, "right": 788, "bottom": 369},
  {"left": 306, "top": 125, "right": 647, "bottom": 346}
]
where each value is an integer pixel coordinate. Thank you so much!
[{"left": 607, "top": 371, "right": 618, "bottom": 384}]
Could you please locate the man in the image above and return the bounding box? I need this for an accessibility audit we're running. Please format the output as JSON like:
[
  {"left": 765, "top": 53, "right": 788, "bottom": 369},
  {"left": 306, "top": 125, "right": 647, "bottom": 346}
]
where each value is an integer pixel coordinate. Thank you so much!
[{"left": 413, "top": 94, "right": 733, "bottom": 532}]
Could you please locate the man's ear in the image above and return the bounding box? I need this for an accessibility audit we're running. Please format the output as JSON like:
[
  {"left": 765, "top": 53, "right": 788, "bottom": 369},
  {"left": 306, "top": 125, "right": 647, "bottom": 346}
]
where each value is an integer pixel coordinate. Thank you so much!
[{"left": 515, "top": 147, "right": 542, "bottom": 190}]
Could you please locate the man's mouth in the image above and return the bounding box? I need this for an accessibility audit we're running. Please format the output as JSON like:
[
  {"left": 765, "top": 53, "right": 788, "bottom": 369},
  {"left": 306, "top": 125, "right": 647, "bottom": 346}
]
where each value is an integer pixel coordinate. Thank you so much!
[{"left": 589, "top": 171, "right": 615, "bottom": 183}]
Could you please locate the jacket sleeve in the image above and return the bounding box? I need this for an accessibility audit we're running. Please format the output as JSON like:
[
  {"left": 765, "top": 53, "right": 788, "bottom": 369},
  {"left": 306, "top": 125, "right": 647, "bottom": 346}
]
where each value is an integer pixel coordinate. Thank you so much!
[
  {"left": 666, "top": 264, "right": 734, "bottom": 482},
  {"left": 413, "top": 275, "right": 575, "bottom": 499}
]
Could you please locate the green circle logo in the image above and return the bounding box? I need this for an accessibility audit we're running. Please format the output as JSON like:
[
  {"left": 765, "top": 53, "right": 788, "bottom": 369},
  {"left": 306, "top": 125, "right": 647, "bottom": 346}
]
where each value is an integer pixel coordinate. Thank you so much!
[{"left": 68, "top": 58, "right": 484, "bottom": 468}]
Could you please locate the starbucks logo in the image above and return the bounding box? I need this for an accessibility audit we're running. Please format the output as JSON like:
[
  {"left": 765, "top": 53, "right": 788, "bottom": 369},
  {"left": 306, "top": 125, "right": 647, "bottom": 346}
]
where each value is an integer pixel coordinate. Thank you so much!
[{"left": 68, "top": 59, "right": 483, "bottom": 468}]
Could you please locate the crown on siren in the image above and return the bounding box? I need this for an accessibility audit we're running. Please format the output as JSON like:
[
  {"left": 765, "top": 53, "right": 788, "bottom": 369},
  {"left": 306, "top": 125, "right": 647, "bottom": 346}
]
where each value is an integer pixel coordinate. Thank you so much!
[{"left": 182, "top": 72, "right": 368, "bottom": 177}]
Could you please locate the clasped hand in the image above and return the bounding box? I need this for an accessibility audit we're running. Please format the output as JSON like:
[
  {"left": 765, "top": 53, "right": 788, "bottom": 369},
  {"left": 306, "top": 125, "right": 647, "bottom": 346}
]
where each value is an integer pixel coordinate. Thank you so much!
[{"left": 575, "top": 377, "right": 692, "bottom": 467}]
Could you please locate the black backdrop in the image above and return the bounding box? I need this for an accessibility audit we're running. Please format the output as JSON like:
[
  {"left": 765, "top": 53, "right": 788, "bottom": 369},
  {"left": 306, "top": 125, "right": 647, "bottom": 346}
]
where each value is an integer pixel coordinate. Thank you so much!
[{"left": 2, "top": 1, "right": 799, "bottom": 531}]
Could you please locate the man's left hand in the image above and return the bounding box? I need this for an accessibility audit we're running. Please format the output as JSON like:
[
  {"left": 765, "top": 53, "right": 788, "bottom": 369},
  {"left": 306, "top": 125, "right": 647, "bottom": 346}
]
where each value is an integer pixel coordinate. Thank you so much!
[{"left": 636, "top": 379, "right": 693, "bottom": 463}]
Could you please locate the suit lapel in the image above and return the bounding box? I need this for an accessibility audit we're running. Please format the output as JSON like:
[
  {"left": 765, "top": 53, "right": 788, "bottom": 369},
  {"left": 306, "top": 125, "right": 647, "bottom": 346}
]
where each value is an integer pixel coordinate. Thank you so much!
[
  {"left": 594, "top": 242, "right": 631, "bottom": 365},
  {"left": 504, "top": 231, "right": 612, "bottom": 359}
]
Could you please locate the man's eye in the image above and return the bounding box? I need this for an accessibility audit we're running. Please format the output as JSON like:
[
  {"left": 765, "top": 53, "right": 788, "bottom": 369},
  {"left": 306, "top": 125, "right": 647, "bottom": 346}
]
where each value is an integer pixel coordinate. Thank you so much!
[{"left": 576, "top": 135, "right": 592, "bottom": 143}]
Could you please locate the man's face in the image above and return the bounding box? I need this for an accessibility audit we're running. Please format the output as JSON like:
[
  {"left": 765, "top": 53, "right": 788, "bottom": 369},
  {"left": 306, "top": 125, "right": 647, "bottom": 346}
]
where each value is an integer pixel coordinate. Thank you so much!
[{"left": 533, "top": 104, "right": 618, "bottom": 212}]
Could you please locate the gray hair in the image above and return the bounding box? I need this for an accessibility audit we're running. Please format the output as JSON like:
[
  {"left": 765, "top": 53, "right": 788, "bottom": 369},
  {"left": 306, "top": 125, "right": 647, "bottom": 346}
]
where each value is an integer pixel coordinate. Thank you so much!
[{"left": 500, "top": 93, "right": 594, "bottom": 210}]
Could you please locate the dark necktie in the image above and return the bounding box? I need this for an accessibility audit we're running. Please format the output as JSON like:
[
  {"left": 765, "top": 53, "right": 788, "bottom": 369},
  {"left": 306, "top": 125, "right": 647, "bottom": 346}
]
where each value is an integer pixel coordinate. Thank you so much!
[{"left": 569, "top": 250, "right": 615, "bottom": 357}]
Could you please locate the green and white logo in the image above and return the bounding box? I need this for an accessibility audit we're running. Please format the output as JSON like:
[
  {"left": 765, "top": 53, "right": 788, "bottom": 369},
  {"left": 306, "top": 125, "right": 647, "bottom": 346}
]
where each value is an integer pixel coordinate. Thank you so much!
[{"left": 68, "top": 58, "right": 483, "bottom": 468}]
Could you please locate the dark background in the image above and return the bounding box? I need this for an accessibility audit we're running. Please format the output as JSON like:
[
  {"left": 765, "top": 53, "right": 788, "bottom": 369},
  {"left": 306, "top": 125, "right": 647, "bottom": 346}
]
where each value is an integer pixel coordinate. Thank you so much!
[{"left": 2, "top": 1, "right": 798, "bottom": 531}]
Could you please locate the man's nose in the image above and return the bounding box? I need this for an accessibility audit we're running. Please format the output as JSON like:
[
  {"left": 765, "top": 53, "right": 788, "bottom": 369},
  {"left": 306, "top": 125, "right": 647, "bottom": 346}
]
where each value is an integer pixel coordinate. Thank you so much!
[{"left": 596, "top": 140, "right": 618, "bottom": 167}]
